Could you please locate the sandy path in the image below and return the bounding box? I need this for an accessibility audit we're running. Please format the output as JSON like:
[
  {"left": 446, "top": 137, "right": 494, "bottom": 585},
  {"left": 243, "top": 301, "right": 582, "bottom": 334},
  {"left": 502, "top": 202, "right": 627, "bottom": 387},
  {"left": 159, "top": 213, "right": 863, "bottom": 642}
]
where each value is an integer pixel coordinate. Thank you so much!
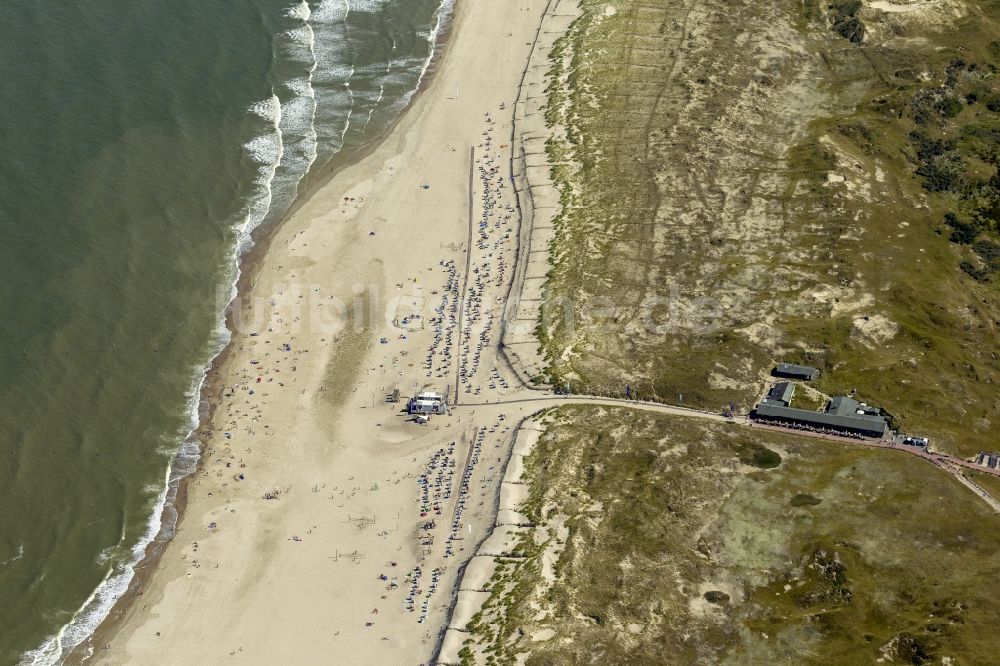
[{"left": 90, "top": 1, "right": 552, "bottom": 664}]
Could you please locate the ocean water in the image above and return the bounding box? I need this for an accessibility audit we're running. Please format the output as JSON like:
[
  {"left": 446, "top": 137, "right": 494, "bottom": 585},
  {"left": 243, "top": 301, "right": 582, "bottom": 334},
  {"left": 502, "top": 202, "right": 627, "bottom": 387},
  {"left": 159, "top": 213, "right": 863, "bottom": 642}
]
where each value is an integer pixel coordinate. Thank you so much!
[{"left": 0, "top": 0, "right": 451, "bottom": 662}]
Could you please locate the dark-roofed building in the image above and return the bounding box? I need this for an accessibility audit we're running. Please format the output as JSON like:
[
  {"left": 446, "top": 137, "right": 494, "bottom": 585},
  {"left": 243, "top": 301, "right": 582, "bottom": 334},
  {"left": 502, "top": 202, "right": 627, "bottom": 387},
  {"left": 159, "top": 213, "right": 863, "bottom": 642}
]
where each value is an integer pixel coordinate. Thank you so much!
[
  {"left": 774, "top": 363, "right": 820, "bottom": 381},
  {"left": 765, "top": 381, "right": 795, "bottom": 406},
  {"left": 752, "top": 395, "right": 887, "bottom": 438},
  {"left": 827, "top": 395, "right": 881, "bottom": 418}
]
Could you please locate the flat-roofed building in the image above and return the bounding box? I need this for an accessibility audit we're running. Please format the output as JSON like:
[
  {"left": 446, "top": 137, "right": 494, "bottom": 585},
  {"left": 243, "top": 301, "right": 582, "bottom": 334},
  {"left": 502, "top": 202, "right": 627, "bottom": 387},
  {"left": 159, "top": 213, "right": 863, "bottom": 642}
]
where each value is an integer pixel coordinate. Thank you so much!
[
  {"left": 752, "top": 395, "right": 887, "bottom": 438},
  {"left": 407, "top": 391, "right": 448, "bottom": 415},
  {"left": 774, "top": 363, "right": 820, "bottom": 381}
]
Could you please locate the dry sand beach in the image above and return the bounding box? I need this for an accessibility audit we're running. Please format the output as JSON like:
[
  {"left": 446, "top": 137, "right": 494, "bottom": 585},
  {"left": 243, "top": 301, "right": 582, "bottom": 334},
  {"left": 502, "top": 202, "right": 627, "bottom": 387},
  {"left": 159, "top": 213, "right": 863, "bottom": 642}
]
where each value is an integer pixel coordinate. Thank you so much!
[{"left": 85, "top": 0, "right": 560, "bottom": 663}]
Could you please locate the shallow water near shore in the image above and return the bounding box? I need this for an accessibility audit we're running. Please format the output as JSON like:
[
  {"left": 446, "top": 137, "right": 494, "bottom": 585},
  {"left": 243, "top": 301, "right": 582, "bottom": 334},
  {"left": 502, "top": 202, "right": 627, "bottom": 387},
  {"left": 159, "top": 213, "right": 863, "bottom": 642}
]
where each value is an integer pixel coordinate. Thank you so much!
[{"left": 0, "top": 0, "right": 449, "bottom": 662}]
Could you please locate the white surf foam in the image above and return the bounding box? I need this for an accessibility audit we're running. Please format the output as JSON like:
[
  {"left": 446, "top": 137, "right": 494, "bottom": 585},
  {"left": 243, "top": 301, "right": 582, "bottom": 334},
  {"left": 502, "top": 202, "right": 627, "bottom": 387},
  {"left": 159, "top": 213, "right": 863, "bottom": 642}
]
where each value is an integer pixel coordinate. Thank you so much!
[
  {"left": 20, "top": 90, "right": 285, "bottom": 665},
  {"left": 312, "top": 0, "right": 348, "bottom": 22},
  {"left": 284, "top": 0, "right": 311, "bottom": 21},
  {"left": 347, "top": 0, "right": 392, "bottom": 12},
  {"left": 363, "top": 79, "right": 386, "bottom": 133},
  {"left": 243, "top": 93, "right": 284, "bottom": 244},
  {"left": 311, "top": 0, "right": 356, "bottom": 158},
  {"left": 0, "top": 543, "right": 24, "bottom": 567},
  {"left": 403, "top": 0, "right": 455, "bottom": 108},
  {"left": 270, "top": 3, "right": 319, "bottom": 208},
  {"left": 20, "top": 461, "right": 172, "bottom": 666}
]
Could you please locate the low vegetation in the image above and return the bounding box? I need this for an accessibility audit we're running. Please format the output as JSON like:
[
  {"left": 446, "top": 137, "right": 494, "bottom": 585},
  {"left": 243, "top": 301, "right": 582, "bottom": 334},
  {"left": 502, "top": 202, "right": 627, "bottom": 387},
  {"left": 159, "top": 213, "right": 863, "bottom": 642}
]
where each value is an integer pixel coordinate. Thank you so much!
[
  {"left": 461, "top": 407, "right": 1000, "bottom": 664},
  {"left": 535, "top": 0, "right": 1000, "bottom": 456}
]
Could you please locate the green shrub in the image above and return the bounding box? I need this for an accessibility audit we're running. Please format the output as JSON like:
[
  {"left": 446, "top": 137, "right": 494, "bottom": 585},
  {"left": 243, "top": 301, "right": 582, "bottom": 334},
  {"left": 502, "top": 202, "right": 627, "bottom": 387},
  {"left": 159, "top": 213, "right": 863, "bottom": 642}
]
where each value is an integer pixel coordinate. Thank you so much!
[
  {"left": 944, "top": 212, "right": 980, "bottom": 244},
  {"left": 936, "top": 96, "right": 964, "bottom": 118}
]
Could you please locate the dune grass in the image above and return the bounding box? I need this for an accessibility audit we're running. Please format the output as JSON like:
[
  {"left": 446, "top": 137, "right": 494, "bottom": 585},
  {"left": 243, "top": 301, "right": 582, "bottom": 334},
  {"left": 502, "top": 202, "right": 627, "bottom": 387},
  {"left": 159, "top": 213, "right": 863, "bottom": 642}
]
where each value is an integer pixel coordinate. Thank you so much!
[
  {"left": 535, "top": 0, "right": 1000, "bottom": 456},
  {"left": 462, "top": 406, "right": 1000, "bottom": 664}
]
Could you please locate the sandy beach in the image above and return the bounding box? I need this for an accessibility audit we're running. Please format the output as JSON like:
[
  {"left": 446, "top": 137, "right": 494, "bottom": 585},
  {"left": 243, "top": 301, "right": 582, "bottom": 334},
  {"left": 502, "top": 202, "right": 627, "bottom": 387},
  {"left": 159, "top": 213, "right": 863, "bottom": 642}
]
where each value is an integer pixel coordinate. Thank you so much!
[{"left": 84, "top": 0, "right": 557, "bottom": 663}]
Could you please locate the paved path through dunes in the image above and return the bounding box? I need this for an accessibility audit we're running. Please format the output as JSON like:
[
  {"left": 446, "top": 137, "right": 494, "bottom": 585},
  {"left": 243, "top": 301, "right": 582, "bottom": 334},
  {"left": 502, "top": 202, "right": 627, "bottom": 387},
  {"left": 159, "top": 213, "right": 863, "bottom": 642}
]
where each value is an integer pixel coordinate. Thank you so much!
[{"left": 452, "top": 391, "right": 1000, "bottom": 514}]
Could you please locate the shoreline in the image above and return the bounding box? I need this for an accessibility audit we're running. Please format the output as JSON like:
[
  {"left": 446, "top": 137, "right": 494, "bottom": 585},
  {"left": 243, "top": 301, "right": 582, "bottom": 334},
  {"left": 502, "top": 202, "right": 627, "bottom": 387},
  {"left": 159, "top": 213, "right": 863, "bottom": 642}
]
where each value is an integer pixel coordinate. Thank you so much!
[
  {"left": 75, "top": 0, "right": 557, "bottom": 663},
  {"left": 63, "top": 5, "right": 461, "bottom": 662}
]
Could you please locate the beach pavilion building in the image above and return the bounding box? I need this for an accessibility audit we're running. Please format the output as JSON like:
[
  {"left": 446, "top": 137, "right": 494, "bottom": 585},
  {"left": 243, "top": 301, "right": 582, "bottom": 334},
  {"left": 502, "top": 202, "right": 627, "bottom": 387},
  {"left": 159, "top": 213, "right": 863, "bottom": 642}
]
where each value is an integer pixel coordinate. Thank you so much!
[
  {"left": 752, "top": 395, "right": 888, "bottom": 438},
  {"left": 407, "top": 391, "right": 448, "bottom": 415}
]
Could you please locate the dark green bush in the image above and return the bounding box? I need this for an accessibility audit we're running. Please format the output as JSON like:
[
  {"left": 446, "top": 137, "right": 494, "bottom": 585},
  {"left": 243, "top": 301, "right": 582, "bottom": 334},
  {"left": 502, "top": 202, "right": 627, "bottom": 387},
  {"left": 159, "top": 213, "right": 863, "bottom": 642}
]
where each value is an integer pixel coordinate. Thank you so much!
[
  {"left": 944, "top": 212, "right": 980, "bottom": 244},
  {"left": 936, "top": 96, "right": 964, "bottom": 118}
]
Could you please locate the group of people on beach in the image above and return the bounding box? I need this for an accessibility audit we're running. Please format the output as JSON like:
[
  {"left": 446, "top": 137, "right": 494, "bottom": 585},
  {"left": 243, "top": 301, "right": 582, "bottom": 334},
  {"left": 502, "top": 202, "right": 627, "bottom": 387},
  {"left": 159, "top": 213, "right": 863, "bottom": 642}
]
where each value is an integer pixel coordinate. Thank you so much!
[
  {"left": 458, "top": 113, "right": 518, "bottom": 396},
  {"left": 379, "top": 412, "right": 511, "bottom": 634},
  {"left": 425, "top": 260, "right": 460, "bottom": 379},
  {"left": 353, "top": 107, "right": 525, "bottom": 642}
]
